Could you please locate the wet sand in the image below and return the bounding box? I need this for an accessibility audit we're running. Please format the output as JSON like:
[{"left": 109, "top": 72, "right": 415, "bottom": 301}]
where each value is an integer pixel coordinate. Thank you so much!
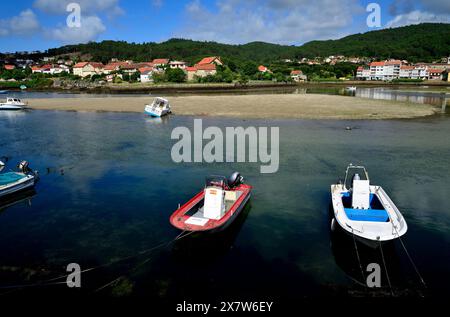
[{"left": 27, "top": 94, "right": 437, "bottom": 119}]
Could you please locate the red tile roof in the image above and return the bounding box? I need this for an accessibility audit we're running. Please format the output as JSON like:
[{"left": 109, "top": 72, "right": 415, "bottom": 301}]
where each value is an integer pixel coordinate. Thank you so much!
[
  {"left": 4, "top": 64, "right": 15, "bottom": 70},
  {"left": 73, "top": 62, "right": 89, "bottom": 68},
  {"left": 385, "top": 60, "right": 402, "bottom": 66},
  {"left": 138, "top": 67, "right": 153, "bottom": 73},
  {"left": 186, "top": 66, "right": 197, "bottom": 72},
  {"left": 152, "top": 59, "right": 169, "bottom": 65},
  {"left": 370, "top": 61, "right": 385, "bottom": 67},
  {"left": 428, "top": 68, "right": 444, "bottom": 73},
  {"left": 290, "top": 70, "right": 303, "bottom": 75},
  {"left": 194, "top": 63, "right": 216, "bottom": 71},
  {"left": 357, "top": 66, "right": 363, "bottom": 71},
  {"left": 258, "top": 65, "right": 268, "bottom": 72},
  {"left": 197, "top": 56, "right": 221, "bottom": 65}
]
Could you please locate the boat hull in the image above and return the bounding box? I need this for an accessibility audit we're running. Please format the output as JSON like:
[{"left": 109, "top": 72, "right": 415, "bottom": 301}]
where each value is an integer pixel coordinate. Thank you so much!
[
  {"left": 0, "top": 105, "right": 24, "bottom": 110},
  {"left": 0, "top": 174, "right": 36, "bottom": 198},
  {"left": 144, "top": 110, "right": 169, "bottom": 117},
  {"left": 330, "top": 184, "right": 407, "bottom": 245}
]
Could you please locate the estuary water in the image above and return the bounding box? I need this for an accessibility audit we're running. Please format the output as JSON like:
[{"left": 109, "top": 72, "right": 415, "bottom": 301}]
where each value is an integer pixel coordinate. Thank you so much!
[{"left": 0, "top": 110, "right": 449, "bottom": 303}]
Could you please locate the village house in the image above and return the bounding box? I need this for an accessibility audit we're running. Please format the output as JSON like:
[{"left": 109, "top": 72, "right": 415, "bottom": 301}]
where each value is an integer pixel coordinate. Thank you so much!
[
  {"left": 152, "top": 59, "right": 169, "bottom": 71},
  {"left": 139, "top": 67, "right": 154, "bottom": 83},
  {"left": 169, "top": 61, "right": 186, "bottom": 70},
  {"left": 369, "top": 61, "right": 385, "bottom": 80},
  {"left": 72, "top": 62, "right": 104, "bottom": 77},
  {"left": 186, "top": 66, "right": 198, "bottom": 81},
  {"left": 185, "top": 56, "right": 223, "bottom": 81},
  {"left": 290, "top": 70, "right": 307, "bottom": 82},
  {"left": 4, "top": 64, "right": 15, "bottom": 70},
  {"left": 383, "top": 60, "right": 402, "bottom": 80},
  {"left": 428, "top": 68, "right": 445, "bottom": 80},
  {"left": 399, "top": 66, "right": 414, "bottom": 78},
  {"left": 197, "top": 56, "right": 223, "bottom": 66},
  {"left": 194, "top": 64, "right": 217, "bottom": 78},
  {"left": 356, "top": 66, "right": 371, "bottom": 80},
  {"left": 410, "top": 65, "right": 428, "bottom": 80}
]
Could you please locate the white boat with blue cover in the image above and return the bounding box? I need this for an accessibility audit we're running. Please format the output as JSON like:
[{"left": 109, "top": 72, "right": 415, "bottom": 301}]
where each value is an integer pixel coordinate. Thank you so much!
[
  {"left": 144, "top": 97, "right": 171, "bottom": 117},
  {"left": 330, "top": 164, "right": 407, "bottom": 245},
  {"left": 0, "top": 161, "right": 38, "bottom": 198}
]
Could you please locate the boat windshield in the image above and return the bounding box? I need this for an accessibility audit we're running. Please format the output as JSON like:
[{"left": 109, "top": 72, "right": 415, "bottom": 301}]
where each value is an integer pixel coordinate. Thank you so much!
[
  {"left": 205, "top": 175, "right": 227, "bottom": 189},
  {"left": 344, "top": 165, "right": 369, "bottom": 190}
]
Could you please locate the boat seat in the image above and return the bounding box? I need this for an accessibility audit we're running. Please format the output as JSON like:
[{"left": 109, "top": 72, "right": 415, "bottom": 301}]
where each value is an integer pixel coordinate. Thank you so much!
[
  {"left": 344, "top": 208, "right": 389, "bottom": 222},
  {"left": 0, "top": 173, "right": 26, "bottom": 186}
]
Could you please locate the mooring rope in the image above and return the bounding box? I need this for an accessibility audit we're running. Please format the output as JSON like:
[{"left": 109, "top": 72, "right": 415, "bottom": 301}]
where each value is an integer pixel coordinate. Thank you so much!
[
  {"left": 0, "top": 230, "right": 193, "bottom": 293},
  {"left": 351, "top": 229, "right": 366, "bottom": 286},
  {"left": 378, "top": 240, "right": 394, "bottom": 296},
  {"left": 391, "top": 223, "right": 427, "bottom": 289},
  {"left": 92, "top": 230, "right": 194, "bottom": 293}
]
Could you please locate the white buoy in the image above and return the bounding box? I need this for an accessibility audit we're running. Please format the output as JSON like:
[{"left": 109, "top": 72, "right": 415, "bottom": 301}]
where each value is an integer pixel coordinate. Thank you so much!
[{"left": 0, "top": 160, "right": 4, "bottom": 166}]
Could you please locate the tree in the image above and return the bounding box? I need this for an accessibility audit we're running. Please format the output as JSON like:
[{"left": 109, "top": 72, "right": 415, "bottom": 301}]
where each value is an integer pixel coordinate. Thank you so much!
[{"left": 166, "top": 68, "right": 186, "bottom": 83}]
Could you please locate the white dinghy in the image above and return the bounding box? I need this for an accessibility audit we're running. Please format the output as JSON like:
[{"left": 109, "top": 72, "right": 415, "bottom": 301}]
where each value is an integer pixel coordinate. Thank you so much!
[
  {"left": 0, "top": 97, "right": 28, "bottom": 110},
  {"left": 144, "top": 97, "right": 171, "bottom": 117},
  {"left": 330, "top": 164, "right": 407, "bottom": 246}
]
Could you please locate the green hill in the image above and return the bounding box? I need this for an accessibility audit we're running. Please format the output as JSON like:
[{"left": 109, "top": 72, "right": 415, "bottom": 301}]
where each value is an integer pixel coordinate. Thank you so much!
[{"left": 43, "top": 23, "right": 450, "bottom": 64}]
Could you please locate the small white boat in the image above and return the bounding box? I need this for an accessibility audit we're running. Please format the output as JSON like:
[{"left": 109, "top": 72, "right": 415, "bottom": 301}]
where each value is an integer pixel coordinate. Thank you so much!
[
  {"left": 330, "top": 164, "right": 407, "bottom": 246},
  {"left": 0, "top": 97, "right": 28, "bottom": 110},
  {"left": 0, "top": 161, "right": 38, "bottom": 198},
  {"left": 0, "top": 90, "right": 8, "bottom": 94},
  {"left": 345, "top": 86, "right": 357, "bottom": 91},
  {"left": 144, "top": 97, "right": 171, "bottom": 117}
]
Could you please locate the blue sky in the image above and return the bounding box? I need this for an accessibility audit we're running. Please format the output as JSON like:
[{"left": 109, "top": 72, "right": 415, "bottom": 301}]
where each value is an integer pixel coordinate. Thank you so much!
[{"left": 1, "top": 0, "right": 449, "bottom": 52}]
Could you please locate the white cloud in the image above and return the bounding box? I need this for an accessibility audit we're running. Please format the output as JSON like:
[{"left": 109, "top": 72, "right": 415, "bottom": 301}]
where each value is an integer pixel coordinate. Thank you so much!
[
  {"left": 0, "top": 9, "right": 41, "bottom": 37},
  {"left": 34, "top": 0, "right": 124, "bottom": 16},
  {"left": 176, "top": 0, "right": 363, "bottom": 45},
  {"left": 46, "top": 15, "right": 106, "bottom": 44},
  {"left": 386, "top": 10, "right": 450, "bottom": 28}
]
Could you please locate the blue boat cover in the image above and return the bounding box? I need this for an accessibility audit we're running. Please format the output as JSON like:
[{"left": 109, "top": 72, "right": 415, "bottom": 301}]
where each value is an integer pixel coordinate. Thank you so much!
[
  {"left": 344, "top": 208, "right": 389, "bottom": 222},
  {"left": 0, "top": 172, "right": 26, "bottom": 186}
]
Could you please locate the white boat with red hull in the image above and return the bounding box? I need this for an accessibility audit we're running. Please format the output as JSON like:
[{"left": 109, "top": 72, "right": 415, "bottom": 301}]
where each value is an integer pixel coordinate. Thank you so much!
[{"left": 170, "top": 172, "right": 252, "bottom": 233}]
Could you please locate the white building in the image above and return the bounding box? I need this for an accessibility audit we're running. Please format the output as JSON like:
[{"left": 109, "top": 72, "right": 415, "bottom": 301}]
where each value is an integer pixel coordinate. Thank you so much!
[
  {"left": 383, "top": 60, "right": 402, "bottom": 80},
  {"left": 140, "top": 69, "right": 153, "bottom": 83}
]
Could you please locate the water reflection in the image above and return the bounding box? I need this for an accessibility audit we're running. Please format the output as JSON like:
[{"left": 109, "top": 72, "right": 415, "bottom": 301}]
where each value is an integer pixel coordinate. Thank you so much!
[
  {"left": 171, "top": 203, "right": 252, "bottom": 263},
  {"left": 0, "top": 189, "right": 36, "bottom": 213}
]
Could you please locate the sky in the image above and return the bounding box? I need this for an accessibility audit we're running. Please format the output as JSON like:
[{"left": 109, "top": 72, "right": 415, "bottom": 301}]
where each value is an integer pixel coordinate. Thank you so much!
[{"left": 0, "top": 0, "right": 449, "bottom": 52}]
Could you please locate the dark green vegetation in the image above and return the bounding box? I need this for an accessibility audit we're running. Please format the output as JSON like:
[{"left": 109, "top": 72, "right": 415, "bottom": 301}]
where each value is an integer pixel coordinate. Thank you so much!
[{"left": 41, "top": 23, "right": 450, "bottom": 64}]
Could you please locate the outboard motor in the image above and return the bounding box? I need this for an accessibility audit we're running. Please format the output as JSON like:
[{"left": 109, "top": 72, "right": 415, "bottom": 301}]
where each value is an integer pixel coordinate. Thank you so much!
[
  {"left": 228, "top": 172, "right": 243, "bottom": 188},
  {"left": 18, "top": 160, "right": 31, "bottom": 173}
]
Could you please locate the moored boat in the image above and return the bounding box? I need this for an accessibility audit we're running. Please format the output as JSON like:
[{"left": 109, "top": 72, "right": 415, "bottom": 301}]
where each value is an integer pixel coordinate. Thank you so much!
[
  {"left": 345, "top": 86, "right": 357, "bottom": 91},
  {"left": 144, "top": 97, "right": 171, "bottom": 117},
  {"left": 0, "top": 161, "right": 38, "bottom": 198},
  {"left": 0, "top": 97, "right": 28, "bottom": 110},
  {"left": 330, "top": 164, "right": 407, "bottom": 247},
  {"left": 170, "top": 172, "right": 252, "bottom": 232}
]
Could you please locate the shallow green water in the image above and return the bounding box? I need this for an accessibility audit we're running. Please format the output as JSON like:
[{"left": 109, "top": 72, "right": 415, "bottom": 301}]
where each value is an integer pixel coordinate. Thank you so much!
[{"left": 0, "top": 110, "right": 449, "bottom": 303}]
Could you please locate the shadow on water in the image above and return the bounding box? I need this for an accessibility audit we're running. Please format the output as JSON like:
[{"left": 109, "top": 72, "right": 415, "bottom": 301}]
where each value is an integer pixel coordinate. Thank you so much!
[
  {"left": 0, "top": 189, "right": 37, "bottom": 213},
  {"left": 328, "top": 206, "right": 427, "bottom": 298}
]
